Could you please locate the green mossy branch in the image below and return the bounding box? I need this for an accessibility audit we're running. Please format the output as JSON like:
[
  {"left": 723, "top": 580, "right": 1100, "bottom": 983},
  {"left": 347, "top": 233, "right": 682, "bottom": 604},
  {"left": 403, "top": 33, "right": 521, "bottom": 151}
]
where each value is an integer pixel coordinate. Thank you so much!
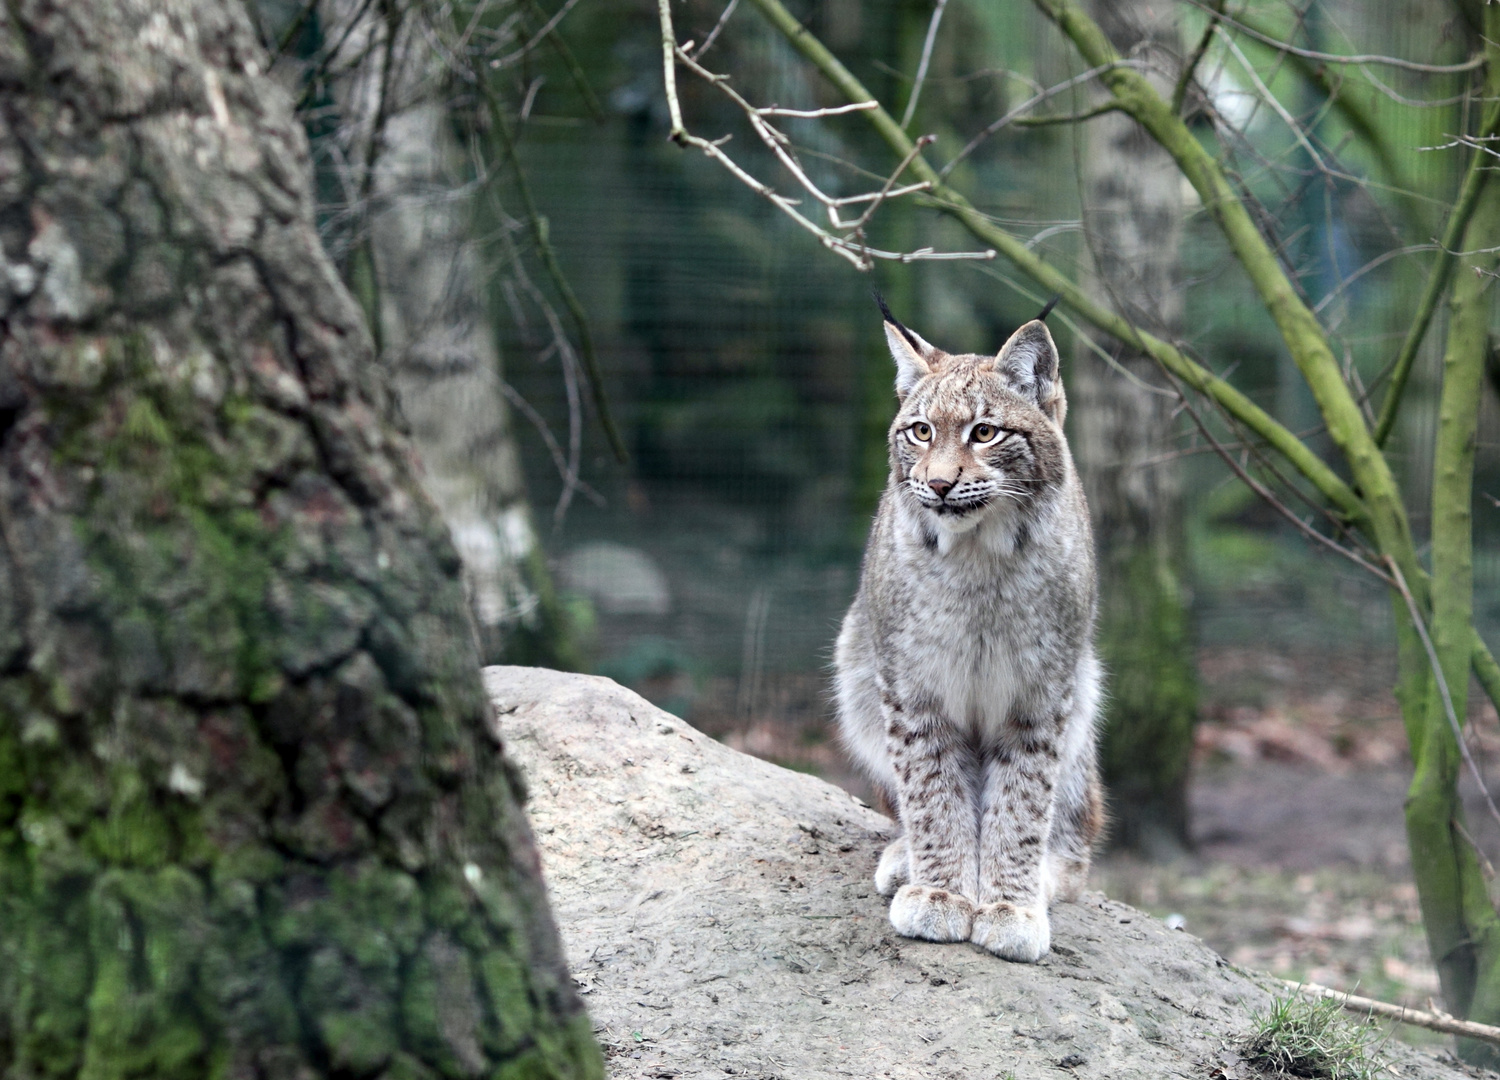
[{"left": 1375, "top": 98, "right": 1500, "bottom": 447}]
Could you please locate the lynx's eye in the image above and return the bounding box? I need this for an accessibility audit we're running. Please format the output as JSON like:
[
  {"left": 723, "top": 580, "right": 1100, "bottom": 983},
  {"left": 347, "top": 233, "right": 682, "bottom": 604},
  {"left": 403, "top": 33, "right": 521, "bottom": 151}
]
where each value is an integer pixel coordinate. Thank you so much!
[
  {"left": 971, "top": 423, "right": 1001, "bottom": 444},
  {"left": 908, "top": 422, "right": 933, "bottom": 443}
]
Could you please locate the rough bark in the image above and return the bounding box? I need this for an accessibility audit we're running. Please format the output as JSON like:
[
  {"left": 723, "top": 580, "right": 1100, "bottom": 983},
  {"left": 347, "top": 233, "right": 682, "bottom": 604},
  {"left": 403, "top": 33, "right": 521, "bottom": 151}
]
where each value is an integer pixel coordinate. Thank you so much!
[
  {"left": 0, "top": 3, "right": 600, "bottom": 1078},
  {"left": 1070, "top": 0, "right": 1198, "bottom": 855}
]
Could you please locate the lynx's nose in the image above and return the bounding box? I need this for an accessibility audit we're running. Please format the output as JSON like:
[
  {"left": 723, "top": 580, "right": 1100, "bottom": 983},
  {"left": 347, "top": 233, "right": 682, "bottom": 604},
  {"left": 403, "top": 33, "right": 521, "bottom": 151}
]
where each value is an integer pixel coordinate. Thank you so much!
[{"left": 928, "top": 477, "right": 954, "bottom": 499}]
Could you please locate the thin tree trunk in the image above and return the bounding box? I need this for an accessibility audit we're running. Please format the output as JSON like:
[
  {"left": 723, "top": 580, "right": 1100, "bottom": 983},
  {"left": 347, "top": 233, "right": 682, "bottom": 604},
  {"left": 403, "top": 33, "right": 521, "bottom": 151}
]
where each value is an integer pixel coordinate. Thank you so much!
[
  {"left": 1405, "top": 44, "right": 1500, "bottom": 1054},
  {"left": 286, "top": 1, "right": 572, "bottom": 666},
  {"left": 1071, "top": 0, "right": 1197, "bottom": 855},
  {"left": 0, "top": 2, "right": 600, "bottom": 1077}
]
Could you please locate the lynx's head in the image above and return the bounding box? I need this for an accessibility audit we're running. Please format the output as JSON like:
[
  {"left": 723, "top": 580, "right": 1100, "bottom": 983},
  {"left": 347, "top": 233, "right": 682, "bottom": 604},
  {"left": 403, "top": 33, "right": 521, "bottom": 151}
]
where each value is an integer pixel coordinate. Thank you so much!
[{"left": 881, "top": 302, "right": 1069, "bottom": 533}]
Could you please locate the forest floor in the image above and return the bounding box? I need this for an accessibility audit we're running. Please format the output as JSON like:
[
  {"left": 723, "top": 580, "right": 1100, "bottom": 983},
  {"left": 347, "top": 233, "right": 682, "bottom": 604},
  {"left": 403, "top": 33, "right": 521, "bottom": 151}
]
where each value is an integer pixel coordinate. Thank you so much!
[{"left": 682, "top": 643, "right": 1500, "bottom": 1038}]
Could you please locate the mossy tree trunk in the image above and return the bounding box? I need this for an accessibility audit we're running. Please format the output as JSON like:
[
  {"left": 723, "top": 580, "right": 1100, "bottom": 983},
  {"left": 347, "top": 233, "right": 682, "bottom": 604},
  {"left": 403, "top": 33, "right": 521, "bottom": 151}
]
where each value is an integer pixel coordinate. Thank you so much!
[
  {"left": 0, "top": 2, "right": 601, "bottom": 1078},
  {"left": 1071, "top": 0, "right": 1198, "bottom": 854}
]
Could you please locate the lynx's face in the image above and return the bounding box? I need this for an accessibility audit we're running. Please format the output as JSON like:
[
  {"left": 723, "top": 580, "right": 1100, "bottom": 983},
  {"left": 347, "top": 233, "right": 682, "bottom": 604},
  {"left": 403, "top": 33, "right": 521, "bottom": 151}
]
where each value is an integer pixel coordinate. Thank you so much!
[{"left": 883, "top": 317, "right": 1068, "bottom": 531}]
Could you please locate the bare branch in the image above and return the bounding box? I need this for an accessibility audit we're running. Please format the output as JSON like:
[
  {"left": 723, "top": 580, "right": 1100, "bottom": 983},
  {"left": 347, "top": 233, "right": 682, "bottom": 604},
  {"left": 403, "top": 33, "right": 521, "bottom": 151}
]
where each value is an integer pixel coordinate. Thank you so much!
[
  {"left": 1204, "top": 4, "right": 1485, "bottom": 75},
  {"left": 1171, "top": 373, "right": 1394, "bottom": 586},
  {"left": 900, "top": 0, "right": 949, "bottom": 130},
  {"left": 756, "top": 101, "right": 879, "bottom": 118},
  {"left": 490, "top": 0, "right": 584, "bottom": 70},
  {"left": 1281, "top": 980, "right": 1500, "bottom": 1047},
  {"left": 940, "top": 62, "right": 1142, "bottom": 179},
  {"left": 689, "top": 0, "right": 738, "bottom": 60},
  {"left": 657, "top": 0, "right": 993, "bottom": 269},
  {"left": 1170, "top": 0, "right": 1223, "bottom": 115},
  {"left": 1311, "top": 244, "right": 1436, "bottom": 316},
  {"left": 1216, "top": 27, "right": 1330, "bottom": 178},
  {"left": 1011, "top": 101, "right": 1122, "bottom": 128}
]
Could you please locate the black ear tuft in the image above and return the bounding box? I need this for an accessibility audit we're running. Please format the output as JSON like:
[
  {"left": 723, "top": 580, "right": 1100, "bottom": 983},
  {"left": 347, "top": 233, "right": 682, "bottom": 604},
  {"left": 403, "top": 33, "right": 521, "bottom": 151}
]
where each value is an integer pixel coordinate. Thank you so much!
[
  {"left": 873, "top": 289, "right": 923, "bottom": 356},
  {"left": 1036, "top": 294, "right": 1060, "bottom": 323}
]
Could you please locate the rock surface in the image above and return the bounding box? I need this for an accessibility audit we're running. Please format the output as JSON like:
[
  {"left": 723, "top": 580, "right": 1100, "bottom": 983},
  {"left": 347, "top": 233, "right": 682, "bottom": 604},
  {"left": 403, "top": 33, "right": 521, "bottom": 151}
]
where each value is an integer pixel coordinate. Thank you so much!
[{"left": 486, "top": 666, "right": 1474, "bottom": 1080}]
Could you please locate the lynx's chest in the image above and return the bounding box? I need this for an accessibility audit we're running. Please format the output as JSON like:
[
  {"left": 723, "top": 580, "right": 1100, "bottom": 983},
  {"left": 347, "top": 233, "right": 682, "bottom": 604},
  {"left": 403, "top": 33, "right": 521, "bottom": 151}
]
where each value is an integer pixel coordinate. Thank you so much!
[{"left": 880, "top": 512, "right": 1084, "bottom": 734}]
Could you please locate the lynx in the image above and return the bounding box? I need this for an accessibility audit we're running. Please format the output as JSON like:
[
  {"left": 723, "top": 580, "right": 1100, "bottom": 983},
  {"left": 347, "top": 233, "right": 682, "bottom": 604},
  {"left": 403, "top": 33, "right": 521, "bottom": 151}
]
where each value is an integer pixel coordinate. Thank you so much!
[{"left": 833, "top": 299, "right": 1103, "bottom": 963}]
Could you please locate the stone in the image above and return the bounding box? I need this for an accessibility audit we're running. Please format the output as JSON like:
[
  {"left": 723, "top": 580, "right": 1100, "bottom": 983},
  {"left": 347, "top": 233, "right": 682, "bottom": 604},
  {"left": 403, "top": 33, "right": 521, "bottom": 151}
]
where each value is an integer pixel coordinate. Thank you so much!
[
  {"left": 485, "top": 666, "right": 1474, "bottom": 1080},
  {"left": 558, "top": 542, "right": 670, "bottom": 616}
]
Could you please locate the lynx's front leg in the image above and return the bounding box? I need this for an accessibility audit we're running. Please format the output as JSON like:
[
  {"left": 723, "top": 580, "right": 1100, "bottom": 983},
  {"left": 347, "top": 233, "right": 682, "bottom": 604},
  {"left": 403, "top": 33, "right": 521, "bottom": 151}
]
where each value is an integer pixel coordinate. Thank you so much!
[
  {"left": 970, "top": 722, "right": 1064, "bottom": 962},
  {"left": 883, "top": 694, "right": 980, "bottom": 942}
]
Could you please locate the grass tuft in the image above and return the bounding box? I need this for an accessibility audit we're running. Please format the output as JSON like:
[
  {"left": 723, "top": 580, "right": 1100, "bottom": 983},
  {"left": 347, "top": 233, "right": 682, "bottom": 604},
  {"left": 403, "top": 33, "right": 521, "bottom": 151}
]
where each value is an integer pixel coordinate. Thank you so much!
[{"left": 1244, "top": 992, "right": 1384, "bottom": 1079}]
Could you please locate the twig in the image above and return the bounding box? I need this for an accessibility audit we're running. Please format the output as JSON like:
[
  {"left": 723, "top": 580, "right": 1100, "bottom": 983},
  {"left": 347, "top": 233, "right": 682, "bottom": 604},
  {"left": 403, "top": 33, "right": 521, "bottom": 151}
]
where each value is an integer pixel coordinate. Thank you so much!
[
  {"left": 836, "top": 135, "right": 933, "bottom": 231},
  {"left": 940, "top": 61, "right": 1137, "bottom": 178},
  {"left": 1282, "top": 979, "right": 1500, "bottom": 1047},
  {"left": 523, "top": 0, "right": 605, "bottom": 122},
  {"left": 658, "top": 1, "right": 992, "bottom": 268},
  {"left": 1454, "top": 817, "right": 1499, "bottom": 881},
  {"left": 1173, "top": 377, "right": 1393, "bottom": 586},
  {"left": 1217, "top": 27, "right": 1330, "bottom": 179},
  {"left": 497, "top": 380, "right": 605, "bottom": 513},
  {"left": 273, "top": 0, "right": 321, "bottom": 60},
  {"left": 490, "top": 0, "right": 585, "bottom": 70},
  {"left": 900, "top": 0, "right": 949, "bottom": 130},
  {"left": 1171, "top": 0, "right": 1223, "bottom": 115},
  {"left": 510, "top": 267, "right": 591, "bottom": 524},
  {"left": 756, "top": 102, "right": 879, "bottom": 118},
  {"left": 479, "top": 79, "right": 630, "bottom": 462},
  {"left": 1387, "top": 557, "right": 1500, "bottom": 838},
  {"left": 1311, "top": 244, "right": 1436, "bottom": 316},
  {"left": 1011, "top": 102, "right": 1122, "bottom": 127},
  {"left": 1203, "top": 6, "right": 1485, "bottom": 75},
  {"left": 660, "top": 0, "right": 687, "bottom": 138},
  {"left": 690, "top": 0, "right": 738, "bottom": 60}
]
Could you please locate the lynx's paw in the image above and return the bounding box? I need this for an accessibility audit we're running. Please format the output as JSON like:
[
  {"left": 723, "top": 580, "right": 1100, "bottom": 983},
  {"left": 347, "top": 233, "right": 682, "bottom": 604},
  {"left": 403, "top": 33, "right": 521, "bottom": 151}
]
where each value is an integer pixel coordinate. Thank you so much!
[
  {"left": 889, "top": 884, "right": 975, "bottom": 942},
  {"left": 874, "top": 837, "right": 910, "bottom": 897},
  {"left": 971, "top": 902, "right": 1050, "bottom": 963}
]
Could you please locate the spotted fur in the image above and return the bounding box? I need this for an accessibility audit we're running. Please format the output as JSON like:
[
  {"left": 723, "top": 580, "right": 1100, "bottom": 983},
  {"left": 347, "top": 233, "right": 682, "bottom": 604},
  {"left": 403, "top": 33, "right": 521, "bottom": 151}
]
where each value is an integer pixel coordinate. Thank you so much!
[{"left": 834, "top": 313, "right": 1103, "bottom": 963}]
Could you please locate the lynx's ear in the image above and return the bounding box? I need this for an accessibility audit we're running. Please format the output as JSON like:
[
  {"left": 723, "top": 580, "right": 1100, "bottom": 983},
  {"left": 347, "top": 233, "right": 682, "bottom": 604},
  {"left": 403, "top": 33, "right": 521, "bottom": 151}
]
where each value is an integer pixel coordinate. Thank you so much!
[
  {"left": 884, "top": 319, "right": 935, "bottom": 398},
  {"left": 996, "top": 319, "right": 1064, "bottom": 425},
  {"left": 875, "top": 291, "right": 934, "bottom": 398}
]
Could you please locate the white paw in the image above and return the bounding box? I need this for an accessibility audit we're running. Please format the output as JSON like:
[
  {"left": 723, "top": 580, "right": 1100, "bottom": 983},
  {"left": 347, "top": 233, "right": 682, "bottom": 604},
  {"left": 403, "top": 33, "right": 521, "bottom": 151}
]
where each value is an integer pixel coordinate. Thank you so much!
[
  {"left": 874, "top": 837, "right": 910, "bottom": 897},
  {"left": 971, "top": 902, "right": 1050, "bottom": 962},
  {"left": 888, "top": 884, "right": 975, "bottom": 942}
]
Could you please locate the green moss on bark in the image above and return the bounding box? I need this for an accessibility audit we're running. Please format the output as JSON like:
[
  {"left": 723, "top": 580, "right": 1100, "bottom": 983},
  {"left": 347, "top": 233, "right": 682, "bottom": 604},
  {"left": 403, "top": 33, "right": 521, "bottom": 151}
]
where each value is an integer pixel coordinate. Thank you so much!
[
  {"left": 0, "top": 3, "right": 602, "bottom": 1078},
  {"left": 1098, "top": 546, "right": 1197, "bottom": 854}
]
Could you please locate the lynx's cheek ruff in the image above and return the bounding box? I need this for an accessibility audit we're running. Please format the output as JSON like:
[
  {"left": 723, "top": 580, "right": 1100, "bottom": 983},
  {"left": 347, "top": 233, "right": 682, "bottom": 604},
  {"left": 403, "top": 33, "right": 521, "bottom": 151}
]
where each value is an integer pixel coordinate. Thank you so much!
[{"left": 835, "top": 299, "right": 1101, "bottom": 963}]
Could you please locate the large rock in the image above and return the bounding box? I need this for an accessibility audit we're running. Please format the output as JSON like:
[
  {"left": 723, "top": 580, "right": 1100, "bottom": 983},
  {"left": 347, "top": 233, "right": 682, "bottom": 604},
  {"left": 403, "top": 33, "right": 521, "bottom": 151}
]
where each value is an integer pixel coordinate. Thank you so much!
[{"left": 485, "top": 667, "right": 1470, "bottom": 1080}]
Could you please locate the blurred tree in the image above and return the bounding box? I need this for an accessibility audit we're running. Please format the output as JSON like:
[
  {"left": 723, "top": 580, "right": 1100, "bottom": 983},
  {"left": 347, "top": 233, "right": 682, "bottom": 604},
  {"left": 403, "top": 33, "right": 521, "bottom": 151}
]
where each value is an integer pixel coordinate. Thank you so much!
[
  {"left": 1072, "top": 0, "right": 1197, "bottom": 855},
  {"left": 259, "top": 0, "right": 605, "bottom": 666},
  {"left": 0, "top": 1, "right": 601, "bottom": 1077}
]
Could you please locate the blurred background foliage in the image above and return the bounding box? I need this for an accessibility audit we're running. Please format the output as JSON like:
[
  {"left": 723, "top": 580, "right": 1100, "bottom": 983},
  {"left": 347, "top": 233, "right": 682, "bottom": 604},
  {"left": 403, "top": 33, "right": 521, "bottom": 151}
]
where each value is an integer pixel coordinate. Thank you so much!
[
  {"left": 236, "top": 0, "right": 1500, "bottom": 1020},
  {"left": 256, "top": 0, "right": 1497, "bottom": 805}
]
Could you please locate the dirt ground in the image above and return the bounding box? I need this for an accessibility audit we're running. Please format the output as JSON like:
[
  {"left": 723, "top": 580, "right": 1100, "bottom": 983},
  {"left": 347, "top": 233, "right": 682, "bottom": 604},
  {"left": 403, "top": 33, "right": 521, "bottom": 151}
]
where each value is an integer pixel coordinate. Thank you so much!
[{"left": 681, "top": 644, "right": 1500, "bottom": 1024}]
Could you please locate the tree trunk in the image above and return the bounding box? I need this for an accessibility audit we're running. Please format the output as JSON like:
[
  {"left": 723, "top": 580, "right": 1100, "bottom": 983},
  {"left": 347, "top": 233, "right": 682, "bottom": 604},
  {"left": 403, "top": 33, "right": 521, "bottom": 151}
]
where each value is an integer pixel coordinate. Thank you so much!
[
  {"left": 0, "top": 2, "right": 601, "bottom": 1078},
  {"left": 1071, "top": 0, "right": 1198, "bottom": 855}
]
